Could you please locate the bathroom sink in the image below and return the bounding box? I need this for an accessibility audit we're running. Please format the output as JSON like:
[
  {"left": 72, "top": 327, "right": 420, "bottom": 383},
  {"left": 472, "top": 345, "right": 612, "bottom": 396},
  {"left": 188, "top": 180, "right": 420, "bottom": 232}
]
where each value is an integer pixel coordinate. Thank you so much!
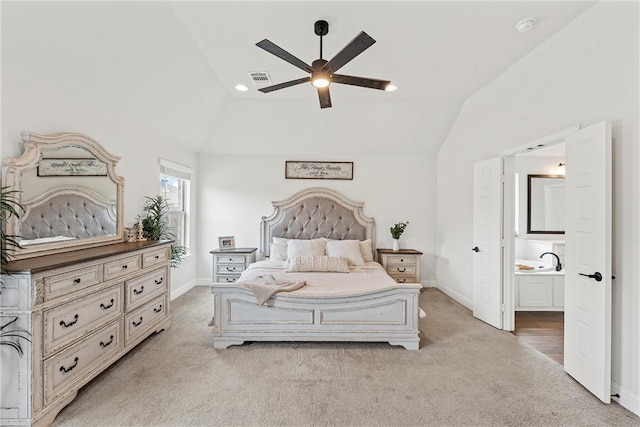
[{"left": 515, "top": 259, "right": 557, "bottom": 272}]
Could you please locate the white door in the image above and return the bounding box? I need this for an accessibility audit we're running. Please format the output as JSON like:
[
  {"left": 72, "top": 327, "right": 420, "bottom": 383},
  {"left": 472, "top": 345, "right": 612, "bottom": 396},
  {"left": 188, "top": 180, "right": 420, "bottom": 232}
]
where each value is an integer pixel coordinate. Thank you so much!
[
  {"left": 564, "top": 120, "right": 612, "bottom": 403},
  {"left": 472, "top": 157, "right": 503, "bottom": 329}
]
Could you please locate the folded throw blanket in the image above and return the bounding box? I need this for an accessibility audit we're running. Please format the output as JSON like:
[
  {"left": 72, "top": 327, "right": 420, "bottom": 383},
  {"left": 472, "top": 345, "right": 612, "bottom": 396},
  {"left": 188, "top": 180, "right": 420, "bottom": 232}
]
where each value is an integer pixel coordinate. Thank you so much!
[{"left": 238, "top": 274, "right": 306, "bottom": 305}]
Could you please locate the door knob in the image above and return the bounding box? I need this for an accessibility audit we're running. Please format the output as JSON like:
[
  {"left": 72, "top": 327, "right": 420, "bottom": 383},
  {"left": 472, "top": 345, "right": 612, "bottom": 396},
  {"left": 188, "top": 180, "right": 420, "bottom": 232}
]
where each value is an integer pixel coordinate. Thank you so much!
[
  {"left": 579, "top": 271, "right": 603, "bottom": 282},
  {"left": 472, "top": 247, "right": 479, "bottom": 252}
]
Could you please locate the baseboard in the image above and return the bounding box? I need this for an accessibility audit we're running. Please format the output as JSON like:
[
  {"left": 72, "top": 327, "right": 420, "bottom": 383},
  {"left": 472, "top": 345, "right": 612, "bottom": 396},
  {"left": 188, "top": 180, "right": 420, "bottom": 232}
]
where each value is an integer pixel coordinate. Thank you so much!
[
  {"left": 420, "top": 280, "right": 436, "bottom": 288},
  {"left": 196, "top": 277, "right": 212, "bottom": 287},
  {"left": 170, "top": 279, "right": 197, "bottom": 301},
  {"left": 434, "top": 283, "right": 472, "bottom": 310},
  {"left": 612, "top": 381, "right": 640, "bottom": 416}
]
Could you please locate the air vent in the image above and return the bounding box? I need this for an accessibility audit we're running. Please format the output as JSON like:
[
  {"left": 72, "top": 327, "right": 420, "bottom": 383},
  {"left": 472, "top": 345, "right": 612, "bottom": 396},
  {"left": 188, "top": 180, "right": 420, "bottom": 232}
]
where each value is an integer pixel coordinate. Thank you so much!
[{"left": 249, "top": 72, "right": 272, "bottom": 85}]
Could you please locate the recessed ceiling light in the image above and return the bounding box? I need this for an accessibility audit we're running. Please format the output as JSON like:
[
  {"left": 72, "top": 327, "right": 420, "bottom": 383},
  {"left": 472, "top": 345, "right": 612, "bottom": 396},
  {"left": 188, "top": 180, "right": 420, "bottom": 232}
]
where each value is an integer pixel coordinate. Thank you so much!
[
  {"left": 385, "top": 84, "right": 397, "bottom": 92},
  {"left": 235, "top": 84, "right": 248, "bottom": 92},
  {"left": 515, "top": 18, "right": 536, "bottom": 32}
]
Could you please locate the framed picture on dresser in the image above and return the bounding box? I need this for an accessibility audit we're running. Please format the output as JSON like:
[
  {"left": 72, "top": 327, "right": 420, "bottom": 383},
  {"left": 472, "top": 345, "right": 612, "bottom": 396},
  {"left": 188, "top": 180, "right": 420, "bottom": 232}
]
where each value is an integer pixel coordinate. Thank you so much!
[{"left": 218, "top": 236, "right": 236, "bottom": 250}]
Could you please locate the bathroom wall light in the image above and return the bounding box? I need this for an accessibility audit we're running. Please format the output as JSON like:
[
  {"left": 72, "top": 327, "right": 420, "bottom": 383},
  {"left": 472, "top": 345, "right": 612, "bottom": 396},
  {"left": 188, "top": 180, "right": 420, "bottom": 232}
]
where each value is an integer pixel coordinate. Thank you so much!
[{"left": 556, "top": 162, "right": 566, "bottom": 175}]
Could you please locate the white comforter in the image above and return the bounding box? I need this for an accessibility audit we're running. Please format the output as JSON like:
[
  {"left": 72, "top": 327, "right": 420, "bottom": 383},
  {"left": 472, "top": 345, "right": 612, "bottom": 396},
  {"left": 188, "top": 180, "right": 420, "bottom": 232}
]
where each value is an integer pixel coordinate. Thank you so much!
[{"left": 236, "top": 260, "right": 419, "bottom": 298}]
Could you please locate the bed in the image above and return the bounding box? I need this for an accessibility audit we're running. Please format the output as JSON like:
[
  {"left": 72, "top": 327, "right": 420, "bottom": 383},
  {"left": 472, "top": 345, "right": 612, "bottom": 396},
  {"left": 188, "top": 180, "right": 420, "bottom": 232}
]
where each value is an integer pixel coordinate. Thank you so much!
[
  {"left": 19, "top": 185, "right": 117, "bottom": 245},
  {"left": 210, "top": 187, "right": 422, "bottom": 350}
]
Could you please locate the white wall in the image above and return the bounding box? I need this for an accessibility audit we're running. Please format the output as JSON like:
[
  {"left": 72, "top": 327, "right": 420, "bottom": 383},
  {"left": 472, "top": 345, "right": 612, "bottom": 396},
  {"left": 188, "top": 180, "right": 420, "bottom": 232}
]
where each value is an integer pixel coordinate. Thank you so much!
[
  {"left": 437, "top": 2, "right": 639, "bottom": 413},
  {"left": 1, "top": 54, "right": 199, "bottom": 296},
  {"left": 196, "top": 153, "right": 437, "bottom": 286}
]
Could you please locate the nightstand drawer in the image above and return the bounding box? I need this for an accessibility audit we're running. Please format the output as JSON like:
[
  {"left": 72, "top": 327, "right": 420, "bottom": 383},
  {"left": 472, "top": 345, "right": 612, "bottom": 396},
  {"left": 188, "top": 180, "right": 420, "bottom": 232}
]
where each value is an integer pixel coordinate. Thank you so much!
[
  {"left": 217, "top": 274, "right": 240, "bottom": 283},
  {"left": 216, "top": 264, "right": 244, "bottom": 274},
  {"left": 390, "top": 275, "right": 418, "bottom": 284},
  {"left": 215, "top": 255, "right": 246, "bottom": 264},
  {"left": 386, "top": 255, "right": 417, "bottom": 265},
  {"left": 387, "top": 265, "right": 417, "bottom": 275},
  {"left": 377, "top": 249, "right": 423, "bottom": 285}
]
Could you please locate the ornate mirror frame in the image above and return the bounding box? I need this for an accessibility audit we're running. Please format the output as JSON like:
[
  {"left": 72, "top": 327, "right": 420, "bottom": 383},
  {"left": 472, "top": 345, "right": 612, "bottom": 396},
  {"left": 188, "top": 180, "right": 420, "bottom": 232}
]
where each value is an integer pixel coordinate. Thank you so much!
[{"left": 3, "top": 132, "right": 125, "bottom": 259}]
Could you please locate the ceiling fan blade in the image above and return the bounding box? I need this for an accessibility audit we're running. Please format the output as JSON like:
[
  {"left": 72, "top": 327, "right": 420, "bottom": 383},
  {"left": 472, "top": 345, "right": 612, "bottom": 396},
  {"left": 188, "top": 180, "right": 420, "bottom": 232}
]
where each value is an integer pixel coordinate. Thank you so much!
[
  {"left": 332, "top": 74, "right": 390, "bottom": 90},
  {"left": 256, "top": 39, "right": 313, "bottom": 73},
  {"left": 258, "top": 77, "right": 311, "bottom": 93},
  {"left": 322, "top": 31, "right": 376, "bottom": 74},
  {"left": 317, "top": 87, "right": 332, "bottom": 109}
]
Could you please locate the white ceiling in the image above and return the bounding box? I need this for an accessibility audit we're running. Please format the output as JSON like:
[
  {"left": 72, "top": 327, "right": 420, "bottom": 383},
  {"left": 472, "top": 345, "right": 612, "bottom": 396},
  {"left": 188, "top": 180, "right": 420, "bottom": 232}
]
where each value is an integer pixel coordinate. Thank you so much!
[{"left": 2, "top": 1, "right": 594, "bottom": 156}]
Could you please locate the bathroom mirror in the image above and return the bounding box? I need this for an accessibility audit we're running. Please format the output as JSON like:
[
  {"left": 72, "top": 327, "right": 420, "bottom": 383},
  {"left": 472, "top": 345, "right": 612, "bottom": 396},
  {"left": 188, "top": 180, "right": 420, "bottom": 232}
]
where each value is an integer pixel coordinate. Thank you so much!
[
  {"left": 3, "top": 132, "right": 124, "bottom": 260},
  {"left": 527, "top": 174, "right": 565, "bottom": 234}
]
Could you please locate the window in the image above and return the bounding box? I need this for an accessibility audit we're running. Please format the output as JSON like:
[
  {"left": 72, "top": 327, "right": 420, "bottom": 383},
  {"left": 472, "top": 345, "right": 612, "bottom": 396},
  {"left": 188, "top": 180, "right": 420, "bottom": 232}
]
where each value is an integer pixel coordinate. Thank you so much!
[{"left": 159, "top": 159, "right": 192, "bottom": 250}]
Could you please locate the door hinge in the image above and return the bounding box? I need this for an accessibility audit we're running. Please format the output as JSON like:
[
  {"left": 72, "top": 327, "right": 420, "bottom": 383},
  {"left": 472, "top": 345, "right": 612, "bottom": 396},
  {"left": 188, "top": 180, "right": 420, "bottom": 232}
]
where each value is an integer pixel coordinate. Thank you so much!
[{"left": 501, "top": 303, "right": 505, "bottom": 312}]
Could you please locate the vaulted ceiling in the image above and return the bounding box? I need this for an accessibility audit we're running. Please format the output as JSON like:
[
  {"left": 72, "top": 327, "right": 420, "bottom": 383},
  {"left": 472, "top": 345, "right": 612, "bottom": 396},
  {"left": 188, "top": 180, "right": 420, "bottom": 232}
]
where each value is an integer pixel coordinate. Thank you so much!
[{"left": 2, "top": 1, "right": 594, "bottom": 156}]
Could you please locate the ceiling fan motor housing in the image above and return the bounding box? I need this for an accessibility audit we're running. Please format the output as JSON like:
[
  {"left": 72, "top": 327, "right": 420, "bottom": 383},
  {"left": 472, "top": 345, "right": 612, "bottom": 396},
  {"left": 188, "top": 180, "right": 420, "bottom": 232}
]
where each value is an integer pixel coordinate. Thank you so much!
[{"left": 314, "top": 20, "right": 329, "bottom": 36}]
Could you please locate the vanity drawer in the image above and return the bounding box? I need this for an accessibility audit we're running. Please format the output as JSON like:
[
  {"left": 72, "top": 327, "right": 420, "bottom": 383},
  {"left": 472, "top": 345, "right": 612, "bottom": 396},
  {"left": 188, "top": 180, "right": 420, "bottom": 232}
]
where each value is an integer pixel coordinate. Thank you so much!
[
  {"left": 143, "top": 247, "right": 171, "bottom": 268},
  {"left": 44, "top": 265, "right": 102, "bottom": 299},
  {"left": 44, "top": 285, "right": 123, "bottom": 356},
  {"left": 44, "top": 320, "right": 122, "bottom": 404},
  {"left": 387, "top": 265, "right": 417, "bottom": 276},
  {"left": 214, "top": 255, "right": 246, "bottom": 264},
  {"left": 124, "top": 295, "right": 167, "bottom": 344},
  {"left": 104, "top": 255, "right": 142, "bottom": 281},
  {"left": 125, "top": 267, "right": 168, "bottom": 311}
]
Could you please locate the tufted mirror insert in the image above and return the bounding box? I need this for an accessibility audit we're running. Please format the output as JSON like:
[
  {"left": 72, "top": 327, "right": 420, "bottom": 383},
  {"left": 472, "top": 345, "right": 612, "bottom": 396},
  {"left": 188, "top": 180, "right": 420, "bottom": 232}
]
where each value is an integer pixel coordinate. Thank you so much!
[{"left": 3, "top": 132, "right": 124, "bottom": 259}]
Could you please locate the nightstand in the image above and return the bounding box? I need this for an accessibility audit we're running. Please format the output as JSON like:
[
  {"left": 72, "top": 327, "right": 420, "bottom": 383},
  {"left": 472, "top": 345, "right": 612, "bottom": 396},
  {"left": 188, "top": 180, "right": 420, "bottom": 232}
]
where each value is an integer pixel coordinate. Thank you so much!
[
  {"left": 210, "top": 247, "right": 257, "bottom": 283},
  {"left": 377, "top": 248, "right": 423, "bottom": 284}
]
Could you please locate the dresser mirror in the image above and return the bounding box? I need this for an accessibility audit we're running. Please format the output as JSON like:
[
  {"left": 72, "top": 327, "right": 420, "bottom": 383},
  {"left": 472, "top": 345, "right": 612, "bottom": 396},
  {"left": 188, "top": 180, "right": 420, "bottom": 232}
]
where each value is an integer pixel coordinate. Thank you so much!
[
  {"left": 527, "top": 174, "right": 565, "bottom": 234},
  {"left": 3, "top": 132, "right": 124, "bottom": 259}
]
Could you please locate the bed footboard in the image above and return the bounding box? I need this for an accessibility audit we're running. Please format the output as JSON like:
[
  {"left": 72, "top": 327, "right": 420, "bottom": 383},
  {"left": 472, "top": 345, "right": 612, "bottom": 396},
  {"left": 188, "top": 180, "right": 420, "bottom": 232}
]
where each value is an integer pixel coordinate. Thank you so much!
[{"left": 210, "top": 284, "right": 422, "bottom": 350}]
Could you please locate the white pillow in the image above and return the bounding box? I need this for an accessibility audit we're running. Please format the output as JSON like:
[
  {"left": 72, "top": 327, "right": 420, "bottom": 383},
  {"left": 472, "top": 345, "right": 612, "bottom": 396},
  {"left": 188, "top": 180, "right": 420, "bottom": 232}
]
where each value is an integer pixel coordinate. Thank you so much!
[
  {"left": 359, "top": 239, "right": 374, "bottom": 262},
  {"left": 269, "top": 243, "right": 288, "bottom": 261},
  {"left": 287, "top": 256, "right": 350, "bottom": 273},
  {"left": 325, "top": 240, "right": 366, "bottom": 266},
  {"left": 272, "top": 236, "right": 289, "bottom": 245},
  {"left": 286, "top": 239, "right": 326, "bottom": 260}
]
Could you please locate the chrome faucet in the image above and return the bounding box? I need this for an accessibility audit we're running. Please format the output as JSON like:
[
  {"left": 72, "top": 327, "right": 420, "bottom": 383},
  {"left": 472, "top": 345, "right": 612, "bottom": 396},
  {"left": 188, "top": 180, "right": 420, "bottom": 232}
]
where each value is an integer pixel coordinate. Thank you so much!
[{"left": 540, "top": 252, "right": 562, "bottom": 271}]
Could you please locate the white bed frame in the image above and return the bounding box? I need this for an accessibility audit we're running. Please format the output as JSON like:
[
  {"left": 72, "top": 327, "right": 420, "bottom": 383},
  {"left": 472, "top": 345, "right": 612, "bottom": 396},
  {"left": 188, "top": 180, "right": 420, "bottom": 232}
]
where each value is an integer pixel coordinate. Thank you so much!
[{"left": 210, "top": 187, "right": 422, "bottom": 350}]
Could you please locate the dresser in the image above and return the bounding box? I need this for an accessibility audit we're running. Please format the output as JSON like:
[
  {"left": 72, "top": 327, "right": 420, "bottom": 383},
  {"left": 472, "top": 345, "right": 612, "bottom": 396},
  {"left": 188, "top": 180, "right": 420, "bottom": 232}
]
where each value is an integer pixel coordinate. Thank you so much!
[
  {"left": 0, "top": 240, "right": 172, "bottom": 426},
  {"left": 377, "top": 248, "right": 423, "bottom": 284},
  {"left": 210, "top": 248, "right": 257, "bottom": 283}
]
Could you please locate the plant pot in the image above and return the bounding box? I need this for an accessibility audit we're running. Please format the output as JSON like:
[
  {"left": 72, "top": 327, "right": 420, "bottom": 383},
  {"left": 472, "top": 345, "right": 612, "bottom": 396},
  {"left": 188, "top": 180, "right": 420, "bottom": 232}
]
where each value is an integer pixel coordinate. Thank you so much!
[{"left": 392, "top": 239, "right": 399, "bottom": 251}]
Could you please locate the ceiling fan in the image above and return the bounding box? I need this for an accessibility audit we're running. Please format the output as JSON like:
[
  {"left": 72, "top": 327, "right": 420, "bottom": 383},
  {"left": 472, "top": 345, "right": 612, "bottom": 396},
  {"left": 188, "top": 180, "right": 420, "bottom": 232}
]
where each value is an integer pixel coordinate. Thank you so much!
[{"left": 256, "top": 20, "right": 391, "bottom": 109}]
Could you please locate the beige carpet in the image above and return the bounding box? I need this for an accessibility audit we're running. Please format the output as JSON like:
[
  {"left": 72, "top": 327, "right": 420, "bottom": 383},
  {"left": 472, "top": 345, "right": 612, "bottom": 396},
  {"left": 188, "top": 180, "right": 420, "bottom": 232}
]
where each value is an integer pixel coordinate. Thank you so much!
[{"left": 52, "top": 287, "right": 638, "bottom": 426}]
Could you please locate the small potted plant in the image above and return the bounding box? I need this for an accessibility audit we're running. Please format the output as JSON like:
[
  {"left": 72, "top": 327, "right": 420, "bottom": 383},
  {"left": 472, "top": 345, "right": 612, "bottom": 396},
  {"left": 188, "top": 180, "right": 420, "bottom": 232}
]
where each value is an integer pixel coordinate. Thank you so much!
[{"left": 390, "top": 221, "right": 409, "bottom": 251}]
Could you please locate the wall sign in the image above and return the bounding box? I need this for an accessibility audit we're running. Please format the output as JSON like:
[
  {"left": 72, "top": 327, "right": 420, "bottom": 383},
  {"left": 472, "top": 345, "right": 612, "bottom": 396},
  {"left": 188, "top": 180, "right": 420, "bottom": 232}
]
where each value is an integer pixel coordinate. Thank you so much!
[
  {"left": 38, "top": 158, "right": 108, "bottom": 176},
  {"left": 285, "top": 161, "right": 353, "bottom": 180}
]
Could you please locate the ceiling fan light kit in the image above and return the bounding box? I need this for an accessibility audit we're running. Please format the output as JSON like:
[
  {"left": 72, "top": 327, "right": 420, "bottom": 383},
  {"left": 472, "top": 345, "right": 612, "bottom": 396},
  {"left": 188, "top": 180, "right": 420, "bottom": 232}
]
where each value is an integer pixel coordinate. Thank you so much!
[{"left": 256, "top": 20, "right": 391, "bottom": 109}]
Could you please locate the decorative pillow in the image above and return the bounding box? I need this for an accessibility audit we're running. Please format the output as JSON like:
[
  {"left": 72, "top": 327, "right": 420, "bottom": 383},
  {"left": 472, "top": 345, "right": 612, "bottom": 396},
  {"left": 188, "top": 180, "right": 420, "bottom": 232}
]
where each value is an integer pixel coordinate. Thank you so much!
[
  {"left": 359, "top": 239, "right": 374, "bottom": 262},
  {"left": 272, "top": 236, "right": 289, "bottom": 245},
  {"left": 325, "top": 240, "right": 366, "bottom": 266},
  {"left": 269, "top": 243, "right": 288, "bottom": 261},
  {"left": 286, "top": 239, "right": 326, "bottom": 260},
  {"left": 287, "top": 256, "right": 350, "bottom": 273}
]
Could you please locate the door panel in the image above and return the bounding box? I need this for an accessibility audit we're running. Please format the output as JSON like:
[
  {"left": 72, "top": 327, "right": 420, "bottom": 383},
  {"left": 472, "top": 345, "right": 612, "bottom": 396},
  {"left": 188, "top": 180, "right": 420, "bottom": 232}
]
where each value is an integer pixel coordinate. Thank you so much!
[
  {"left": 564, "top": 120, "right": 611, "bottom": 403},
  {"left": 473, "top": 157, "right": 503, "bottom": 329}
]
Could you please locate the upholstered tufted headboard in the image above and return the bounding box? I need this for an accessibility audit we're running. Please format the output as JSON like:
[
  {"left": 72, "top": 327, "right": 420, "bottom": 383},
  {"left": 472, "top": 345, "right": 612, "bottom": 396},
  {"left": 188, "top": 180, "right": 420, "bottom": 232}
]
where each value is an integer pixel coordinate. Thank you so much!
[
  {"left": 260, "top": 187, "right": 376, "bottom": 258},
  {"left": 20, "top": 186, "right": 117, "bottom": 242}
]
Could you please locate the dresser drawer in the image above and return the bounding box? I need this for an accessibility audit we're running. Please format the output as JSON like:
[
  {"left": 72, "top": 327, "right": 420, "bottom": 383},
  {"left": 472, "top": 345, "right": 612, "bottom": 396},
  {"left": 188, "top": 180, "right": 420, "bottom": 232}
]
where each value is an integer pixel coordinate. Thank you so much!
[
  {"left": 143, "top": 247, "right": 171, "bottom": 268},
  {"left": 125, "top": 267, "right": 168, "bottom": 311},
  {"left": 44, "top": 320, "right": 122, "bottom": 404},
  {"left": 386, "top": 255, "right": 417, "bottom": 265},
  {"left": 216, "top": 263, "right": 245, "bottom": 274},
  {"left": 44, "top": 285, "right": 123, "bottom": 356},
  {"left": 387, "top": 264, "right": 417, "bottom": 275},
  {"left": 215, "top": 255, "right": 246, "bottom": 264},
  {"left": 124, "top": 295, "right": 166, "bottom": 344},
  {"left": 44, "top": 265, "right": 102, "bottom": 299},
  {"left": 104, "top": 255, "right": 142, "bottom": 281}
]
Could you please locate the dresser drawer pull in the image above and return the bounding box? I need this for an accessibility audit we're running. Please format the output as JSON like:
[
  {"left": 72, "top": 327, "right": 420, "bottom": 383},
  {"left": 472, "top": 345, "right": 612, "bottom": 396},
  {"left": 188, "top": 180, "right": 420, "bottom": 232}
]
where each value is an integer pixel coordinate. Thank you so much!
[
  {"left": 100, "top": 335, "right": 114, "bottom": 348},
  {"left": 100, "top": 299, "right": 115, "bottom": 310},
  {"left": 153, "top": 304, "right": 163, "bottom": 313},
  {"left": 226, "top": 266, "right": 237, "bottom": 272},
  {"left": 154, "top": 277, "right": 163, "bottom": 285},
  {"left": 225, "top": 277, "right": 237, "bottom": 283},
  {"left": 396, "top": 267, "right": 407, "bottom": 272},
  {"left": 73, "top": 278, "right": 82, "bottom": 284},
  {"left": 59, "top": 357, "right": 79, "bottom": 373},
  {"left": 59, "top": 314, "right": 79, "bottom": 328},
  {"left": 133, "top": 286, "right": 144, "bottom": 295},
  {"left": 122, "top": 264, "right": 128, "bottom": 270},
  {"left": 132, "top": 317, "right": 143, "bottom": 327},
  {"left": 396, "top": 278, "right": 407, "bottom": 283}
]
